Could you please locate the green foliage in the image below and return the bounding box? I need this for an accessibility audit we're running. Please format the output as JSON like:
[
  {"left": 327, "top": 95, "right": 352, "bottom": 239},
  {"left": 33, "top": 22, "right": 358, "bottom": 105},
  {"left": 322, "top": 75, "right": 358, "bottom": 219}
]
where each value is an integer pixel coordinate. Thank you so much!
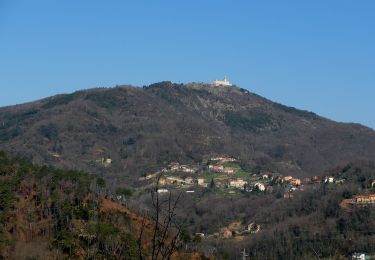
[
  {"left": 87, "top": 222, "right": 140, "bottom": 258},
  {"left": 0, "top": 152, "right": 144, "bottom": 258},
  {"left": 0, "top": 152, "right": 93, "bottom": 248},
  {"left": 39, "top": 124, "right": 58, "bottom": 140},
  {"left": 180, "top": 229, "right": 191, "bottom": 243},
  {"left": 209, "top": 178, "right": 215, "bottom": 189},
  {"left": 115, "top": 187, "right": 133, "bottom": 197},
  {"left": 342, "top": 189, "right": 353, "bottom": 199},
  {"left": 89, "top": 223, "right": 119, "bottom": 236},
  {"left": 96, "top": 177, "right": 106, "bottom": 188},
  {"left": 53, "top": 233, "right": 75, "bottom": 255},
  {"left": 120, "top": 233, "right": 139, "bottom": 259},
  {"left": 74, "top": 205, "right": 90, "bottom": 220},
  {"left": 0, "top": 179, "right": 16, "bottom": 244},
  {"left": 0, "top": 154, "right": 20, "bottom": 245},
  {"left": 224, "top": 111, "right": 272, "bottom": 132},
  {"left": 0, "top": 180, "right": 16, "bottom": 212}
]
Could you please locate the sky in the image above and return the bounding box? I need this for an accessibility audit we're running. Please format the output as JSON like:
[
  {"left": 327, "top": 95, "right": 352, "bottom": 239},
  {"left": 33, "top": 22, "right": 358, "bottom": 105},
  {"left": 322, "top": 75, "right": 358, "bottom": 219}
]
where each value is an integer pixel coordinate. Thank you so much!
[{"left": 0, "top": 1, "right": 374, "bottom": 128}]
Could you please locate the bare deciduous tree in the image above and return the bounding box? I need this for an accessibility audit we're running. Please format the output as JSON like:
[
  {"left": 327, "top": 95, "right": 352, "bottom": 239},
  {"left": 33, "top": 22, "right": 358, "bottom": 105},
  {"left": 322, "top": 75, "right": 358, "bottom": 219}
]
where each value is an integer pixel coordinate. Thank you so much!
[{"left": 138, "top": 174, "right": 186, "bottom": 260}]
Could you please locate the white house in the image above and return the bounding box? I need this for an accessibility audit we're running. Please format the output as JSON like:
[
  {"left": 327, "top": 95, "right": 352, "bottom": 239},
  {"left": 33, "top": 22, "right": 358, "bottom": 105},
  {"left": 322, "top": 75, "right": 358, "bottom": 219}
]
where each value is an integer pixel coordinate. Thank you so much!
[
  {"left": 230, "top": 179, "right": 247, "bottom": 189},
  {"left": 181, "top": 166, "right": 194, "bottom": 173},
  {"left": 197, "top": 178, "right": 207, "bottom": 187},
  {"left": 254, "top": 182, "right": 266, "bottom": 191},
  {"left": 212, "top": 76, "right": 232, "bottom": 87},
  {"left": 325, "top": 176, "right": 334, "bottom": 183},
  {"left": 352, "top": 253, "right": 368, "bottom": 260}
]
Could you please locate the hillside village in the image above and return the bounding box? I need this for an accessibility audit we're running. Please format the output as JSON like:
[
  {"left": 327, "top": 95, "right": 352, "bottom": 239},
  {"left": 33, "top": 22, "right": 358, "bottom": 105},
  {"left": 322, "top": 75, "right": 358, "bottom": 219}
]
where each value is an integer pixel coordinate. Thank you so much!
[
  {"left": 138, "top": 156, "right": 375, "bottom": 209},
  {"left": 138, "top": 155, "right": 350, "bottom": 199},
  {"left": 135, "top": 155, "right": 375, "bottom": 241}
]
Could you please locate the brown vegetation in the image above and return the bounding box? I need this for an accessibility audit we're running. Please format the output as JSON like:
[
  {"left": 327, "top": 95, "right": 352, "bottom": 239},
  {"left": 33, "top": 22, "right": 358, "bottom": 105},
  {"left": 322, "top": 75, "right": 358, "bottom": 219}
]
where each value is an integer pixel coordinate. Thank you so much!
[{"left": 1, "top": 82, "right": 375, "bottom": 187}]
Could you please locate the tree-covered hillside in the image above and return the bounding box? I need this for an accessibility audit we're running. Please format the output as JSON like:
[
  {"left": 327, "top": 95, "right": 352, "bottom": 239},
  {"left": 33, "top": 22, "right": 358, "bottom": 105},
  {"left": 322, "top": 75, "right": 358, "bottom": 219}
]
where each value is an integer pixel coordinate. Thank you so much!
[
  {"left": 1, "top": 82, "right": 375, "bottom": 187},
  {"left": 188, "top": 161, "right": 375, "bottom": 259},
  {"left": 0, "top": 152, "right": 206, "bottom": 259},
  {"left": 0, "top": 151, "right": 140, "bottom": 258}
]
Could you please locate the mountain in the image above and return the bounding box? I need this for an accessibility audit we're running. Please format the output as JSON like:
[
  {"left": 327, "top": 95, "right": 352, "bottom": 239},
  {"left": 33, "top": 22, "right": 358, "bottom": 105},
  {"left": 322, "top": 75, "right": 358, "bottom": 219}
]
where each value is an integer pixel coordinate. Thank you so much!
[{"left": 1, "top": 82, "right": 375, "bottom": 185}]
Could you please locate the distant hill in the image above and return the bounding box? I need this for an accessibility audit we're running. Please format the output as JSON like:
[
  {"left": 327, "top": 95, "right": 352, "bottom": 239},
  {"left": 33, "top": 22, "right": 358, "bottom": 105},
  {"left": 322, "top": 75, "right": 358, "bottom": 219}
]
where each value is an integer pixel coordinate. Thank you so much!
[{"left": 1, "top": 82, "right": 375, "bottom": 185}]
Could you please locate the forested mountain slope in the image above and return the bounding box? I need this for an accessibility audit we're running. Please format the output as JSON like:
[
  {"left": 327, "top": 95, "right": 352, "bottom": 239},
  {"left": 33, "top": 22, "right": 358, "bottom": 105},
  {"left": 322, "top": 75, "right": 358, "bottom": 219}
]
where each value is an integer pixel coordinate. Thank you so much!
[
  {"left": 0, "top": 152, "right": 142, "bottom": 258},
  {"left": 1, "top": 82, "right": 374, "bottom": 185}
]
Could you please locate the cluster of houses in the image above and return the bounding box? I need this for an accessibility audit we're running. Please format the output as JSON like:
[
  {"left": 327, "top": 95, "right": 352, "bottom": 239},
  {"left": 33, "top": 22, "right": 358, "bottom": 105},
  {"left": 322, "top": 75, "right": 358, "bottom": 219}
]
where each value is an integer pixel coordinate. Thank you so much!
[
  {"left": 351, "top": 194, "right": 375, "bottom": 205},
  {"left": 155, "top": 164, "right": 328, "bottom": 195},
  {"left": 258, "top": 173, "right": 303, "bottom": 186},
  {"left": 208, "top": 164, "right": 235, "bottom": 174},
  {"left": 143, "top": 155, "right": 355, "bottom": 199},
  {"left": 156, "top": 170, "right": 350, "bottom": 196},
  {"left": 163, "top": 162, "right": 195, "bottom": 173},
  {"left": 159, "top": 176, "right": 194, "bottom": 186},
  {"left": 199, "top": 221, "right": 261, "bottom": 240},
  {"left": 280, "top": 174, "right": 348, "bottom": 198},
  {"left": 208, "top": 156, "right": 237, "bottom": 174},
  {"left": 229, "top": 179, "right": 248, "bottom": 189},
  {"left": 157, "top": 175, "right": 268, "bottom": 193},
  {"left": 340, "top": 179, "right": 375, "bottom": 209},
  {"left": 140, "top": 162, "right": 196, "bottom": 181},
  {"left": 227, "top": 179, "right": 266, "bottom": 191},
  {"left": 210, "top": 156, "right": 237, "bottom": 163}
]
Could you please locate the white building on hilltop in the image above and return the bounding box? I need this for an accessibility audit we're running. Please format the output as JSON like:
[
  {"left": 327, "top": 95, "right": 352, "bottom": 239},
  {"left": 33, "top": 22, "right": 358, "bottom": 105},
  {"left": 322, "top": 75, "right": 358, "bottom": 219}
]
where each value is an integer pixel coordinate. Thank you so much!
[{"left": 212, "top": 76, "right": 232, "bottom": 87}]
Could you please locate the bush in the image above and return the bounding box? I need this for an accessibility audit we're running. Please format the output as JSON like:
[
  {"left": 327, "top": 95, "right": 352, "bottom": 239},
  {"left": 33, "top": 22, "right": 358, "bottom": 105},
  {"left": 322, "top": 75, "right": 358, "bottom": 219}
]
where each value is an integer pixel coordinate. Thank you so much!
[{"left": 116, "top": 187, "right": 133, "bottom": 197}]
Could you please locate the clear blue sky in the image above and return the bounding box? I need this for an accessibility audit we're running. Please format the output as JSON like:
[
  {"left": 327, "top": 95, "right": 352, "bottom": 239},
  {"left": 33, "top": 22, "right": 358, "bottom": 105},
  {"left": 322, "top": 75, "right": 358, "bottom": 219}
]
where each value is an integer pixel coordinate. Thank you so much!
[{"left": 1, "top": 1, "right": 374, "bottom": 128}]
